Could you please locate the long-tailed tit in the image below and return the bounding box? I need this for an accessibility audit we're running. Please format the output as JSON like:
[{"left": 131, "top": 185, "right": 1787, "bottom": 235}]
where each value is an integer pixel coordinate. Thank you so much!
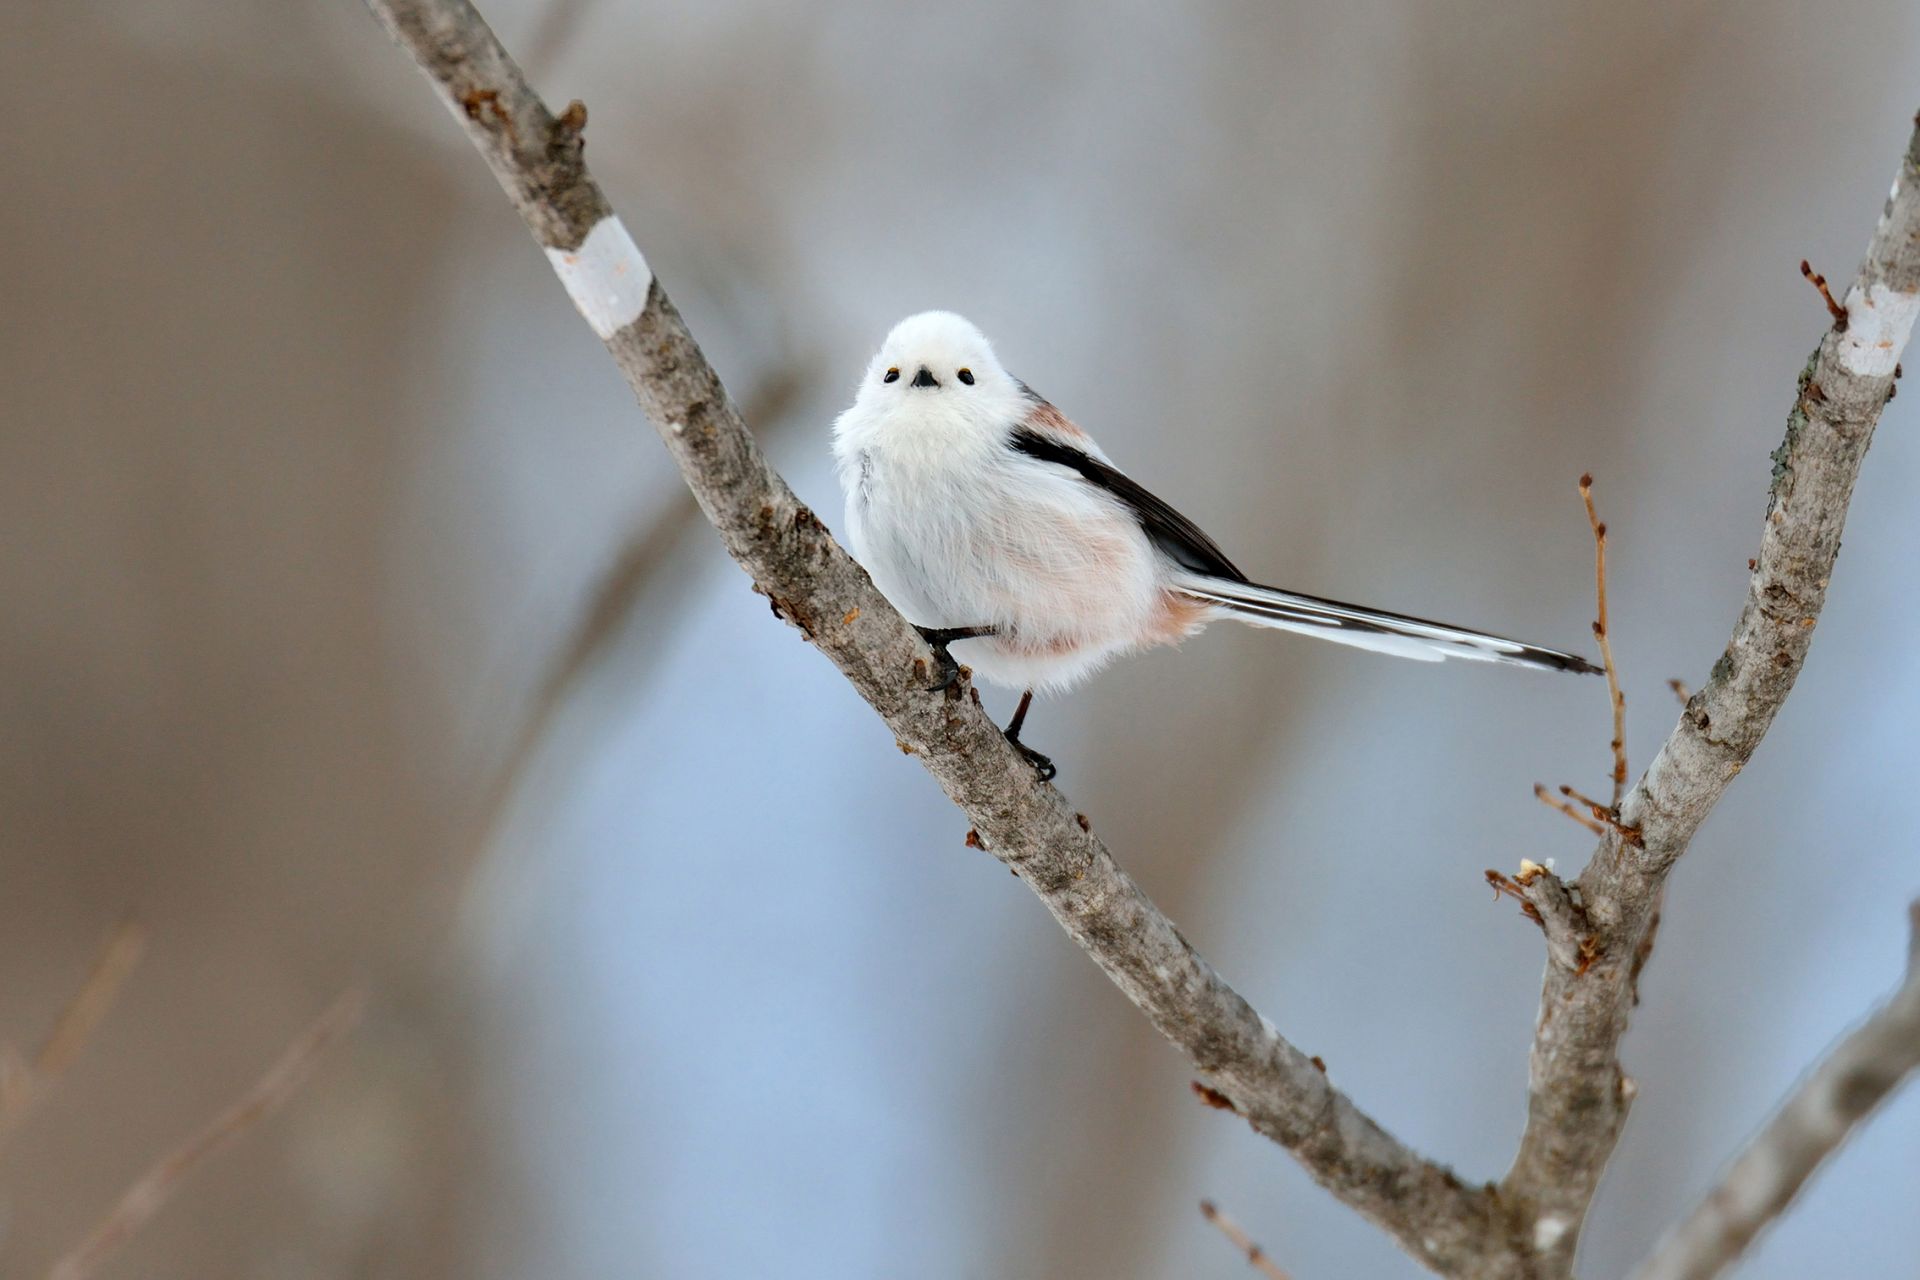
[{"left": 833, "top": 311, "right": 1599, "bottom": 778}]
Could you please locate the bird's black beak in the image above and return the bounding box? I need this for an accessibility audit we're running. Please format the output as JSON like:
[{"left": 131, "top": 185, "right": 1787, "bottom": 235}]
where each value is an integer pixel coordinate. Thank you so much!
[{"left": 910, "top": 366, "right": 940, "bottom": 388}]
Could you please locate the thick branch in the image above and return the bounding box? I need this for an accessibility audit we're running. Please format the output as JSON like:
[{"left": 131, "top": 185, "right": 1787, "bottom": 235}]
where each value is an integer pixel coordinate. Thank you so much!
[
  {"left": 363, "top": 0, "right": 1518, "bottom": 1272},
  {"left": 1629, "top": 902, "right": 1920, "bottom": 1280},
  {"left": 1500, "top": 119, "right": 1920, "bottom": 1271}
]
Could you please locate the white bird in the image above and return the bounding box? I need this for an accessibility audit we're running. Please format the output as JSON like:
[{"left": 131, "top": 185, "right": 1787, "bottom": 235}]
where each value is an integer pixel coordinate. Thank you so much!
[{"left": 832, "top": 311, "right": 1599, "bottom": 778}]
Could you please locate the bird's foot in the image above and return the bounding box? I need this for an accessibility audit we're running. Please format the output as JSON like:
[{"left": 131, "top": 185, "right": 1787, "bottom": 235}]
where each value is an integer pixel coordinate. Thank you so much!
[
  {"left": 925, "top": 646, "right": 967, "bottom": 695},
  {"left": 914, "top": 625, "right": 994, "bottom": 695},
  {"left": 1012, "top": 739, "right": 1057, "bottom": 783}
]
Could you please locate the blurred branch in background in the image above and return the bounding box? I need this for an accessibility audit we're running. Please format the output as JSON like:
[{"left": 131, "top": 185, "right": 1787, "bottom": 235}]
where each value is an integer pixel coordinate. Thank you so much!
[
  {"left": 44, "top": 990, "right": 363, "bottom": 1280},
  {"left": 0, "top": 920, "right": 145, "bottom": 1152},
  {"left": 2, "top": 924, "right": 361, "bottom": 1280},
  {"left": 360, "top": 0, "right": 1920, "bottom": 1274},
  {"left": 1629, "top": 899, "right": 1920, "bottom": 1280},
  {"left": 523, "top": 0, "right": 599, "bottom": 78},
  {"left": 464, "top": 359, "right": 807, "bottom": 877}
]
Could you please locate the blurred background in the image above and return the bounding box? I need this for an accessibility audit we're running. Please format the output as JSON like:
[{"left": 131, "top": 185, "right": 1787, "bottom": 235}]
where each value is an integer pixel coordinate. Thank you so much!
[{"left": 3, "top": 2, "right": 1917, "bottom": 1276}]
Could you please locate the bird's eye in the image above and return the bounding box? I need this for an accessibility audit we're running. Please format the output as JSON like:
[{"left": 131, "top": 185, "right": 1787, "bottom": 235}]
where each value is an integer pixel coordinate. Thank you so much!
[
  {"left": 883, "top": 368, "right": 900, "bottom": 383},
  {"left": 957, "top": 368, "right": 975, "bottom": 385}
]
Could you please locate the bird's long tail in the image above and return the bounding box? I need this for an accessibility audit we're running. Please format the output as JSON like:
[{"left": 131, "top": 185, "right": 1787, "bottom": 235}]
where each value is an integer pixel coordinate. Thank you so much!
[{"left": 1176, "top": 575, "right": 1601, "bottom": 674}]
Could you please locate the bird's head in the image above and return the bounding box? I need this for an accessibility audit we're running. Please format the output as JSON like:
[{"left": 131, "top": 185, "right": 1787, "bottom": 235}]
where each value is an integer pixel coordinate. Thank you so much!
[
  {"left": 835, "top": 311, "right": 1028, "bottom": 457},
  {"left": 866, "top": 311, "right": 1017, "bottom": 399},
  {"left": 874, "top": 311, "right": 1002, "bottom": 393}
]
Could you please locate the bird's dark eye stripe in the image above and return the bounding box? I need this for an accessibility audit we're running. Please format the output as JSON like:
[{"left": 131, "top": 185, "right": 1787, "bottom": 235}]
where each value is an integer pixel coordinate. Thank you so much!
[
  {"left": 957, "top": 368, "right": 975, "bottom": 385},
  {"left": 883, "top": 368, "right": 900, "bottom": 383}
]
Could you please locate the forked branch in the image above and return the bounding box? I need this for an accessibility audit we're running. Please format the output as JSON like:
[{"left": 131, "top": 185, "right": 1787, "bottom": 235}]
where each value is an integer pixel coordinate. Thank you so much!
[{"left": 1499, "top": 121, "right": 1920, "bottom": 1274}]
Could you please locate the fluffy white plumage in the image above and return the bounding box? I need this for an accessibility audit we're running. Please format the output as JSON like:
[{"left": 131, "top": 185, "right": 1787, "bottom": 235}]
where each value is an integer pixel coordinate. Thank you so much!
[{"left": 832, "top": 311, "right": 1599, "bottom": 696}]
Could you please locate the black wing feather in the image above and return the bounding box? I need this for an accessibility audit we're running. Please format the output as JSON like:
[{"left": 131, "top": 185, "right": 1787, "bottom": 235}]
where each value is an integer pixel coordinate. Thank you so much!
[{"left": 1008, "top": 428, "right": 1249, "bottom": 582}]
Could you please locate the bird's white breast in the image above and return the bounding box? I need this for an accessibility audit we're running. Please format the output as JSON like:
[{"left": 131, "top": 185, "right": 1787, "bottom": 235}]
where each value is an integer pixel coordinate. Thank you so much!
[{"left": 834, "top": 401, "right": 1168, "bottom": 691}]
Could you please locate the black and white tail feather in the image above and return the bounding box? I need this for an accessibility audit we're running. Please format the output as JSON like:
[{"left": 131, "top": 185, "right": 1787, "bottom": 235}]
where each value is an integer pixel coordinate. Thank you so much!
[{"left": 1176, "top": 577, "right": 1602, "bottom": 673}]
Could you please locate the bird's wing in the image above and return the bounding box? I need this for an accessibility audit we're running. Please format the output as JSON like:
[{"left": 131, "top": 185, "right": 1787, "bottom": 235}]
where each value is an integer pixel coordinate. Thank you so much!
[{"left": 1007, "top": 396, "right": 1249, "bottom": 583}]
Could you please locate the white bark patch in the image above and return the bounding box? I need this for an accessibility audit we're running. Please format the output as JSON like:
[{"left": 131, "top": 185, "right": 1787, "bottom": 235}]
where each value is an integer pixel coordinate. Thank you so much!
[
  {"left": 546, "top": 216, "right": 652, "bottom": 339},
  {"left": 1836, "top": 283, "right": 1920, "bottom": 377},
  {"left": 1533, "top": 1215, "right": 1571, "bottom": 1250}
]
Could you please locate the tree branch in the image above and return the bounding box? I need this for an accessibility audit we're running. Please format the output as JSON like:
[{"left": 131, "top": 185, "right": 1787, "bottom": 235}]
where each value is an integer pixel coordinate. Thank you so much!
[
  {"left": 364, "top": 5, "right": 1920, "bottom": 1272},
  {"left": 1499, "top": 119, "right": 1920, "bottom": 1271},
  {"left": 0, "top": 919, "right": 146, "bottom": 1152},
  {"left": 1201, "top": 1199, "right": 1295, "bottom": 1279},
  {"left": 362, "top": 1, "right": 1520, "bottom": 1271},
  {"left": 1628, "top": 900, "right": 1920, "bottom": 1280},
  {"left": 45, "top": 990, "right": 363, "bottom": 1280}
]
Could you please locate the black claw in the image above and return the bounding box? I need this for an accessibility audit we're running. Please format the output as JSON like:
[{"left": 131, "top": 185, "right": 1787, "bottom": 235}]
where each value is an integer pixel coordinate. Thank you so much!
[
  {"left": 1014, "top": 741, "right": 1057, "bottom": 783},
  {"left": 926, "top": 645, "right": 964, "bottom": 694},
  {"left": 914, "top": 624, "right": 994, "bottom": 695}
]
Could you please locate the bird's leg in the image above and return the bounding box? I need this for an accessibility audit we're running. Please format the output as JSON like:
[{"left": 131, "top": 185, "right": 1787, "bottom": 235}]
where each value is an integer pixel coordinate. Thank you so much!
[
  {"left": 1003, "top": 688, "right": 1056, "bottom": 782},
  {"left": 915, "top": 624, "right": 995, "bottom": 694}
]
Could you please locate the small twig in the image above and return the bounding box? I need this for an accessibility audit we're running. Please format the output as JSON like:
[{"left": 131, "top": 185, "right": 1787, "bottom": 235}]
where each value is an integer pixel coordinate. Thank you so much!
[
  {"left": 1799, "top": 259, "right": 1849, "bottom": 328},
  {"left": 1557, "top": 784, "right": 1643, "bottom": 844},
  {"left": 1200, "top": 1200, "right": 1292, "bottom": 1280},
  {"left": 1, "top": 919, "right": 147, "bottom": 1143},
  {"left": 1667, "top": 678, "right": 1691, "bottom": 706},
  {"left": 1579, "top": 474, "right": 1629, "bottom": 807},
  {"left": 1629, "top": 900, "right": 1920, "bottom": 1280},
  {"left": 1556, "top": 782, "right": 1610, "bottom": 819},
  {"left": 1485, "top": 867, "right": 1545, "bottom": 924},
  {"left": 33, "top": 921, "right": 147, "bottom": 1081},
  {"left": 1533, "top": 782, "right": 1605, "bottom": 835},
  {"left": 44, "top": 990, "right": 364, "bottom": 1280}
]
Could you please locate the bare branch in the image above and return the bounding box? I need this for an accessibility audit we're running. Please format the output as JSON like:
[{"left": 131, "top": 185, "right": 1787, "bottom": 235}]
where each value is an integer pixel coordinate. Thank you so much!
[
  {"left": 1501, "top": 120, "right": 1920, "bottom": 1272},
  {"left": 0, "top": 919, "right": 146, "bottom": 1146},
  {"left": 361, "top": 1, "right": 1521, "bottom": 1271},
  {"left": 1200, "top": 1200, "right": 1293, "bottom": 1279},
  {"left": 44, "top": 990, "right": 364, "bottom": 1280},
  {"left": 1628, "top": 901, "right": 1920, "bottom": 1280},
  {"left": 363, "top": 4, "right": 1920, "bottom": 1272}
]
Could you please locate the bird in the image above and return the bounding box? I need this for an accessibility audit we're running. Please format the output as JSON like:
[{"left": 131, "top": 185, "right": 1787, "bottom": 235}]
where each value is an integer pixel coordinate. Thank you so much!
[{"left": 831, "top": 311, "right": 1600, "bottom": 779}]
